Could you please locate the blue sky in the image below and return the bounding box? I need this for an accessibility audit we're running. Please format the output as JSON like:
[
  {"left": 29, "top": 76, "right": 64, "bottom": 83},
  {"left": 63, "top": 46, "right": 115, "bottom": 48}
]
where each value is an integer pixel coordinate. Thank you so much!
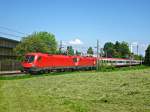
[{"left": 0, "top": 0, "right": 150, "bottom": 55}]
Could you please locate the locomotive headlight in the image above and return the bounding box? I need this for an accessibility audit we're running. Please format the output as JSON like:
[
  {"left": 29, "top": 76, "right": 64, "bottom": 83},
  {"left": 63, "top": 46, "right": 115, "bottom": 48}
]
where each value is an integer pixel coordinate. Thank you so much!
[{"left": 32, "top": 64, "right": 35, "bottom": 67}]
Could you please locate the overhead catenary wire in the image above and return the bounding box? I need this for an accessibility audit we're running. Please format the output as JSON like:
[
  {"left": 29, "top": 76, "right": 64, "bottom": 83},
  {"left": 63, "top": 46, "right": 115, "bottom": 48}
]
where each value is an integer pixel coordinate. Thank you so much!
[
  {"left": 0, "top": 31, "right": 21, "bottom": 38},
  {"left": 0, "top": 26, "right": 28, "bottom": 35}
]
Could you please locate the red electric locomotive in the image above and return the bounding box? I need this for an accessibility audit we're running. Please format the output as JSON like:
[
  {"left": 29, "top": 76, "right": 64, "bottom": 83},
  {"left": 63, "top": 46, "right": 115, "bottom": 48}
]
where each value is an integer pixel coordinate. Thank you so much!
[{"left": 22, "top": 53, "right": 97, "bottom": 73}]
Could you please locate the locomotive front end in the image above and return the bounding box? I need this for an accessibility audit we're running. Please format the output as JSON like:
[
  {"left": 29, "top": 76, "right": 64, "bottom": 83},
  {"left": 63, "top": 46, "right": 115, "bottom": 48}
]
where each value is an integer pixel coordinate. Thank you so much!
[{"left": 22, "top": 53, "right": 38, "bottom": 73}]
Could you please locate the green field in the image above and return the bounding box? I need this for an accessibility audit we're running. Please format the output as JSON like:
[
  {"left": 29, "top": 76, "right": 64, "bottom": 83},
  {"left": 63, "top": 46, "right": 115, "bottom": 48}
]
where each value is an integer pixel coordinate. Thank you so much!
[{"left": 0, "top": 68, "right": 150, "bottom": 112}]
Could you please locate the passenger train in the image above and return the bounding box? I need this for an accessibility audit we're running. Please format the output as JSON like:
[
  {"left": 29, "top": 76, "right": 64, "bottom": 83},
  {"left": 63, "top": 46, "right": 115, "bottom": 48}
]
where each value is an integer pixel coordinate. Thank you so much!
[{"left": 22, "top": 52, "right": 141, "bottom": 74}]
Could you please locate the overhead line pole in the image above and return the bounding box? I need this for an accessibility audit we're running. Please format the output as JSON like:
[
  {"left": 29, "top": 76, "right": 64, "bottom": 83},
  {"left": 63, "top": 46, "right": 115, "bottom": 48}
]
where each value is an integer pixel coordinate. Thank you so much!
[
  {"left": 59, "top": 40, "right": 63, "bottom": 54},
  {"left": 129, "top": 43, "right": 132, "bottom": 66},
  {"left": 96, "top": 40, "right": 99, "bottom": 70},
  {"left": 137, "top": 44, "right": 139, "bottom": 55}
]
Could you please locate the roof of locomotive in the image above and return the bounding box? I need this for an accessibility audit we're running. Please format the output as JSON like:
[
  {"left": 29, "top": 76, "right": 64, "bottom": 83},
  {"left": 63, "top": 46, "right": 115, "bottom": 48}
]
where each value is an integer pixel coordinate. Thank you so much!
[
  {"left": 25, "top": 52, "right": 46, "bottom": 56},
  {"left": 25, "top": 52, "right": 95, "bottom": 58},
  {"left": 25, "top": 53, "right": 130, "bottom": 60}
]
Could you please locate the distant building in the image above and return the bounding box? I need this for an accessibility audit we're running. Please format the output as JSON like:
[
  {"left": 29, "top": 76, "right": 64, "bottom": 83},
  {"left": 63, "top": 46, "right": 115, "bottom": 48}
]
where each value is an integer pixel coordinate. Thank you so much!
[{"left": 0, "top": 37, "right": 20, "bottom": 60}]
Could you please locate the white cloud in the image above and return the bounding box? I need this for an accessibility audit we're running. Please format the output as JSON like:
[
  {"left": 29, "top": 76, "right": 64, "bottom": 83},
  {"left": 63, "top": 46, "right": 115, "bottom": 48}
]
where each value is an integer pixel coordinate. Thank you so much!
[{"left": 69, "top": 38, "right": 83, "bottom": 45}]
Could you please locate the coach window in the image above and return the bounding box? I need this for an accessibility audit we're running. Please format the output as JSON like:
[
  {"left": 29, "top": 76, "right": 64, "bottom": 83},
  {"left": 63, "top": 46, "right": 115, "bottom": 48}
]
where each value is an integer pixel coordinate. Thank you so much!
[{"left": 113, "top": 61, "right": 116, "bottom": 63}]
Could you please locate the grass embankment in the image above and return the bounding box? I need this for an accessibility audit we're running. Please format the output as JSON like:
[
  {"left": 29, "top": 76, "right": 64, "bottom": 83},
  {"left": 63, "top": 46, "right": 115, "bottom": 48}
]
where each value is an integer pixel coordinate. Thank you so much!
[{"left": 0, "top": 67, "right": 150, "bottom": 112}]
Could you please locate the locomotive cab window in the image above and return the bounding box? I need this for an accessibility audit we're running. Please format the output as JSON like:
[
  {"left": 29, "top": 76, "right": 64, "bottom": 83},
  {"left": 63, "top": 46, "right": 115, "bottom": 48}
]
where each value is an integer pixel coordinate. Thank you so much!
[
  {"left": 73, "top": 58, "right": 79, "bottom": 62},
  {"left": 25, "top": 55, "right": 35, "bottom": 63},
  {"left": 37, "top": 56, "right": 42, "bottom": 62},
  {"left": 73, "top": 58, "right": 77, "bottom": 62}
]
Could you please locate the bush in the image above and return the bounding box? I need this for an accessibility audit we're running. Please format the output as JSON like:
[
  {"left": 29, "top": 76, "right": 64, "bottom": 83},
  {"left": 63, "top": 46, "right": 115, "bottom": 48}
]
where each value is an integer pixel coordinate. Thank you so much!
[
  {"left": 96, "top": 60, "right": 115, "bottom": 72},
  {"left": 96, "top": 60, "right": 148, "bottom": 72}
]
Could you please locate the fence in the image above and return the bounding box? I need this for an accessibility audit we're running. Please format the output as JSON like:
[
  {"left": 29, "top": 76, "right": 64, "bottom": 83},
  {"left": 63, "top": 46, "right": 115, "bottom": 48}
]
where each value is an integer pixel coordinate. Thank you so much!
[{"left": 0, "top": 60, "right": 21, "bottom": 71}]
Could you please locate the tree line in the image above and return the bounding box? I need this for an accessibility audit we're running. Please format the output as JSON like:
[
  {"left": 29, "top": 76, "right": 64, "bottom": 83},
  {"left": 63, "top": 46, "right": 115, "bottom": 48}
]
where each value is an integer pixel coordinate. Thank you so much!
[{"left": 14, "top": 31, "right": 150, "bottom": 65}]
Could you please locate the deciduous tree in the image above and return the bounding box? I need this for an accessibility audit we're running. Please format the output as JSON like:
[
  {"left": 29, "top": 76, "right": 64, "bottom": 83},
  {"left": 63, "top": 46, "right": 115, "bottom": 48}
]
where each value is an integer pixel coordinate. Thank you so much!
[
  {"left": 66, "top": 46, "right": 74, "bottom": 55},
  {"left": 14, "top": 32, "right": 57, "bottom": 60},
  {"left": 87, "top": 47, "right": 94, "bottom": 55},
  {"left": 75, "top": 50, "right": 81, "bottom": 56},
  {"left": 103, "top": 42, "right": 115, "bottom": 58}
]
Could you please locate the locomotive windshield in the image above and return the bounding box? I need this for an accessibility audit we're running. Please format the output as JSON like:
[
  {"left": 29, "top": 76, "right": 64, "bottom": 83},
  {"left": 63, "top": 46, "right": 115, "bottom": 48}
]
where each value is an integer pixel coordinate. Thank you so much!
[{"left": 24, "top": 55, "right": 35, "bottom": 63}]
